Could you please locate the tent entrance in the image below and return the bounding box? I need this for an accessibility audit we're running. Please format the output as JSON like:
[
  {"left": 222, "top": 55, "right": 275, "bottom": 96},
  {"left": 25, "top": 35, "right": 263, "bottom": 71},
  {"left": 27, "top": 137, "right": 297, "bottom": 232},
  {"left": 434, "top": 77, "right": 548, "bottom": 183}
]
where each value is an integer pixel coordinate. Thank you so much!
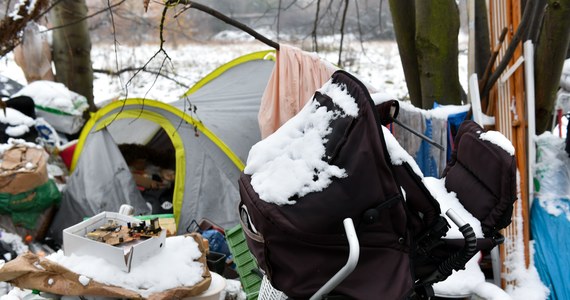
[{"left": 94, "top": 110, "right": 186, "bottom": 226}]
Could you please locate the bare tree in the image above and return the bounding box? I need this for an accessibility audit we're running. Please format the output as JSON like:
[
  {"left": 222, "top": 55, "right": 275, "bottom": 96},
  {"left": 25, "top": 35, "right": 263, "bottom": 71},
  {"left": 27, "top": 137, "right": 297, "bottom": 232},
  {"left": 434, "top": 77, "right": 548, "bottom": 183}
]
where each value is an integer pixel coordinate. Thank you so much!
[
  {"left": 49, "top": 0, "right": 95, "bottom": 112},
  {"left": 534, "top": 0, "right": 570, "bottom": 133},
  {"left": 389, "top": 0, "right": 463, "bottom": 109},
  {"left": 388, "top": 0, "right": 421, "bottom": 107}
]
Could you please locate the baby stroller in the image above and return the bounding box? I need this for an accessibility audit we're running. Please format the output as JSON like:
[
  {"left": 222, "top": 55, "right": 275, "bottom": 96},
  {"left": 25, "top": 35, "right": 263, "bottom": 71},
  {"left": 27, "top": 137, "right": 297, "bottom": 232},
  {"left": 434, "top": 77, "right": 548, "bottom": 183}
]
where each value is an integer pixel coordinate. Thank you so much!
[{"left": 238, "top": 70, "right": 516, "bottom": 299}]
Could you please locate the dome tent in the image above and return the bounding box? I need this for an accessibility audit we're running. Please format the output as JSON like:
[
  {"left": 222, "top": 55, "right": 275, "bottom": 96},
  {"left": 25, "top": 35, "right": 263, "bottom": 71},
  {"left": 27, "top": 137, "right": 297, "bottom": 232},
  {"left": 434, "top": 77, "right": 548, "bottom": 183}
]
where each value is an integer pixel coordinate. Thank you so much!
[{"left": 48, "top": 50, "right": 276, "bottom": 242}]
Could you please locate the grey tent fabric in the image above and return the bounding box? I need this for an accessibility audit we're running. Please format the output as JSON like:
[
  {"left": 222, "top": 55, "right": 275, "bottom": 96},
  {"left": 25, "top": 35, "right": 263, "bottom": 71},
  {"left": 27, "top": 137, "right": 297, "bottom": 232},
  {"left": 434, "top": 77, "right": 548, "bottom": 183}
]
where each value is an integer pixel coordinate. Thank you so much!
[
  {"left": 172, "top": 59, "right": 273, "bottom": 163},
  {"left": 57, "top": 53, "right": 275, "bottom": 237},
  {"left": 173, "top": 58, "right": 275, "bottom": 231},
  {"left": 48, "top": 129, "right": 150, "bottom": 244}
]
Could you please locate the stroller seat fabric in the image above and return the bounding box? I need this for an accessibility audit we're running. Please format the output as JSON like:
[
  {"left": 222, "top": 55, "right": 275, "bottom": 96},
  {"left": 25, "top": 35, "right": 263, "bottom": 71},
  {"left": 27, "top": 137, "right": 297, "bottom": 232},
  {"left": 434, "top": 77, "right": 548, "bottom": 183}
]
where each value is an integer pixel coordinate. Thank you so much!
[{"left": 442, "top": 120, "right": 517, "bottom": 239}]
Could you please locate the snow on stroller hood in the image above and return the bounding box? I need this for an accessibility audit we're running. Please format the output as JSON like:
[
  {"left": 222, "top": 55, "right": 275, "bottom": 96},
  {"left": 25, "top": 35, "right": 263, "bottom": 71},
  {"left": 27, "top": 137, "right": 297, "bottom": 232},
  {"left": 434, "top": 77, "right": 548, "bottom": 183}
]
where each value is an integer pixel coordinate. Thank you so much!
[{"left": 244, "top": 79, "right": 358, "bottom": 205}]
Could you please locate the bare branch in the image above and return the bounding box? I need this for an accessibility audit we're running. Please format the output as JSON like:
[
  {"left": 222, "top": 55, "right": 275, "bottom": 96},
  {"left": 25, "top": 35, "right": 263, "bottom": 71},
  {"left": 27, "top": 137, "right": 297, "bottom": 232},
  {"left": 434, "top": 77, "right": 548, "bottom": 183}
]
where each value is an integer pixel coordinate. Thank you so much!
[
  {"left": 312, "top": 0, "right": 321, "bottom": 52},
  {"left": 46, "top": 0, "right": 127, "bottom": 32},
  {"left": 277, "top": 0, "right": 282, "bottom": 40},
  {"left": 165, "top": 0, "right": 279, "bottom": 50},
  {"left": 108, "top": 0, "right": 125, "bottom": 101},
  {"left": 338, "top": 0, "right": 350, "bottom": 67},
  {"left": 282, "top": 0, "right": 300, "bottom": 10},
  {"left": 354, "top": 0, "right": 369, "bottom": 59},
  {"left": 379, "top": 0, "right": 383, "bottom": 32},
  {"left": 93, "top": 67, "right": 189, "bottom": 88},
  {"left": 0, "top": 0, "right": 51, "bottom": 56}
]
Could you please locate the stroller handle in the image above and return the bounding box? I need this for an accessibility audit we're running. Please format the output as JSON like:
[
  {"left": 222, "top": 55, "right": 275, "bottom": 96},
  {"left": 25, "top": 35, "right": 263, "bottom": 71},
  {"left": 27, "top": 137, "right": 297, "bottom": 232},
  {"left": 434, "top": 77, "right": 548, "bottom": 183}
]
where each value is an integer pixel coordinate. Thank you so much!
[
  {"left": 413, "top": 208, "right": 478, "bottom": 297},
  {"left": 437, "top": 209, "right": 478, "bottom": 277},
  {"left": 446, "top": 208, "right": 467, "bottom": 228},
  {"left": 310, "top": 218, "right": 360, "bottom": 300}
]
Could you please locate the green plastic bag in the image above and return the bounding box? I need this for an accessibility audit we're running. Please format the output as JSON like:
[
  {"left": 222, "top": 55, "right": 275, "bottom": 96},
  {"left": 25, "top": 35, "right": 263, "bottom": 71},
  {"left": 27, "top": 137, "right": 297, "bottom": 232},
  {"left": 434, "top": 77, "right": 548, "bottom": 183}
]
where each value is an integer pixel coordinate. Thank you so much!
[{"left": 0, "top": 180, "right": 61, "bottom": 229}]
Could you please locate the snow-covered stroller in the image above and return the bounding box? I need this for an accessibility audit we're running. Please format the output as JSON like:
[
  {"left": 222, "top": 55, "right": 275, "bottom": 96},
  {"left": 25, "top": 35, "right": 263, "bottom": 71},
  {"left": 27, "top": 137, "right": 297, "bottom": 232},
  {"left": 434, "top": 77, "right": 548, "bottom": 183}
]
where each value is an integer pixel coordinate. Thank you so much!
[{"left": 238, "top": 70, "right": 516, "bottom": 299}]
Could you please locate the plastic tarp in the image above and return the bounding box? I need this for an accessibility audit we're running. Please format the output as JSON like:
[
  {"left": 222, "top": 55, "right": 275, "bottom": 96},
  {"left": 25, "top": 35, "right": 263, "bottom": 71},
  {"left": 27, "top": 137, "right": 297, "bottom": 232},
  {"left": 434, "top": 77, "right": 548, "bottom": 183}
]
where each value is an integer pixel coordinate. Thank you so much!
[
  {"left": 48, "top": 129, "right": 150, "bottom": 244},
  {"left": 531, "top": 132, "right": 570, "bottom": 300},
  {"left": 0, "top": 75, "right": 23, "bottom": 97},
  {"left": 12, "top": 81, "right": 89, "bottom": 135},
  {"left": 0, "top": 180, "right": 60, "bottom": 229}
]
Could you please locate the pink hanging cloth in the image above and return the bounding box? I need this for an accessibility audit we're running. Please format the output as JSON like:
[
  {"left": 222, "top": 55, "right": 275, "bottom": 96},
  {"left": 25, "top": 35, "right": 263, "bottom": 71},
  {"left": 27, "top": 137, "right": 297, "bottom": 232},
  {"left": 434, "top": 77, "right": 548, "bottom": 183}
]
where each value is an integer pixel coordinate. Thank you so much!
[{"left": 258, "top": 44, "right": 338, "bottom": 139}]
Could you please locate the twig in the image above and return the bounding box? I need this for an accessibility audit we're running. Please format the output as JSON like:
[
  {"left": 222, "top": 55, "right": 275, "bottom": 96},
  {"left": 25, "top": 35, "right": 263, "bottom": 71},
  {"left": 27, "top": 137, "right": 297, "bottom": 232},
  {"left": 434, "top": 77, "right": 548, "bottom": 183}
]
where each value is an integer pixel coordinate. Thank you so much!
[
  {"left": 0, "top": 0, "right": 51, "bottom": 56},
  {"left": 166, "top": 0, "right": 279, "bottom": 50},
  {"left": 108, "top": 4, "right": 173, "bottom": 125},
  {"left": 338, "top": 0, "right": 349, "bottom": 67},
  {"left": 93, "top": 67, "right": 189, "bottom": 88},
  {"left": 277, "top": 0, "right": 282, "bottom": 40},
  {"left": 312, "top": 0, "right": 321, "bottom": 52},
  {"left": 45, "top": 0, "right": 127, "bottom": 32}
]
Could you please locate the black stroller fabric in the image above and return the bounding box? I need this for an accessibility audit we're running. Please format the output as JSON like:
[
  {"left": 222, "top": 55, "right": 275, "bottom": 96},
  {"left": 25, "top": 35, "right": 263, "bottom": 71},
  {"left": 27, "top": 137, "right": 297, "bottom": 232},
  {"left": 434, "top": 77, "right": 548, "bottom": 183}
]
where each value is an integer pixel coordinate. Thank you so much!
[
  {"left": 394, "top": 121, "right": 517, "bottom": 287},
  {"left": 238, "top": 71, "right": 517, "bottom": 299},
  {"left": 442, "top": 120, "right": 517, "bottom": 238},
  {"left": 239, "top": 70, "right": 412, "bottom": 299}
]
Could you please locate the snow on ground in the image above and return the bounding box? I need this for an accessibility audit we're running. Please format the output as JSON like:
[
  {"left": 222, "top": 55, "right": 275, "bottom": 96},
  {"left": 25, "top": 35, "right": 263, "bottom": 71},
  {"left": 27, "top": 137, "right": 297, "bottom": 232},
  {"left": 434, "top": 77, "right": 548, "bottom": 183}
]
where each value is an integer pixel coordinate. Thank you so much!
[
  {"left": 1, "top": 36, "right": 469, "bottom": 105},
  {"left": 46, "top": 235, "right": 204, "bottom": 298}
]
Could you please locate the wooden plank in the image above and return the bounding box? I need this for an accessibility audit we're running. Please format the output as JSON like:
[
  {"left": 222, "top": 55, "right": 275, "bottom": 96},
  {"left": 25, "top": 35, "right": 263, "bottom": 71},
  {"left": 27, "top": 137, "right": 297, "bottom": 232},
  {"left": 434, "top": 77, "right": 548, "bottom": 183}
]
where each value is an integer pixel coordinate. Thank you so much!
[{"left": 489, "top": 0, "right": 531, "bottom": 289}]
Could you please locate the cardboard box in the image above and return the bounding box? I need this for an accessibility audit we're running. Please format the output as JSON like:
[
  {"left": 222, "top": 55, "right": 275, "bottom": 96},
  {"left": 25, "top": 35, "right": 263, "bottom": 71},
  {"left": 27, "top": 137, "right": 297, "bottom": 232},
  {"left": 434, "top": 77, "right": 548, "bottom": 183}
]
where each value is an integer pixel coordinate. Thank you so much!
[
  {"left": 63, "top": 212, "right": 166, "bottom": 272},
  {"left": 0, "top": 145, "right": 49, "bottom": 195}
]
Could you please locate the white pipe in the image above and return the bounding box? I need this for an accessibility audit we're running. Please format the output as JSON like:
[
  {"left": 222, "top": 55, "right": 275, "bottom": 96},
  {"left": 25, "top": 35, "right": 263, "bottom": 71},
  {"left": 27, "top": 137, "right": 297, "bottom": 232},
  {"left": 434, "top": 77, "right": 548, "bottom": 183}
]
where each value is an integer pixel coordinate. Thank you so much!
[
  {"left": 524, "top": 40, "right": 536, "bottom": 208},
  {"left": 500, "top": 56, "right": 525, "bottom": 83},
  {"left": 310, "top": 218, "right": 360, "bottom": 300},
  {"left": 446, "top": 208, "right": 467, "bottom": 228},
  {"left": 469, "top": 73, "right": 484, "bottom": 126}
]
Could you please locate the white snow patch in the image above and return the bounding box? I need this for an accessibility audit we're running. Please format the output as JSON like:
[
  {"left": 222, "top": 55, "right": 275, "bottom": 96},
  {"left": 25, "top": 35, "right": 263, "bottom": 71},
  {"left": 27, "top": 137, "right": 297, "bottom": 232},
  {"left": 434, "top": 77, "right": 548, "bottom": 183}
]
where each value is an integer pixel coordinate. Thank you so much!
[
  {"left": 382, "top": 126, "right": 424, "bottom": 177},
  {"left": 46, "top": 235, "right": 204, "bottom": 298},
  {"left": 423, "top": 177, "right": 483, "bottom": 238},
  {"left": 78, "top": 275, "right": 90, "bottom": 286},
  {"left": 5, "top": 124, "right": 29, "bottom": 138},
  {"left": 244, "top": 80, "right": 356, "bottom": 205},
  {"left": 480, "top": 131, "right": 515, "bottom": 156}
]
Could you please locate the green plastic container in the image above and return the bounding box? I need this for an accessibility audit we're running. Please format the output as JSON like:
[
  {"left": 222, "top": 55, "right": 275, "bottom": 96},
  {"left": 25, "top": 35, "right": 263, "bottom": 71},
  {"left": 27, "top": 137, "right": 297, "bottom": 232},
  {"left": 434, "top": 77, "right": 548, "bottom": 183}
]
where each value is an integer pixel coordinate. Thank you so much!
[{"left": 225, "top": 224, "right": 262, "bottom": 300}]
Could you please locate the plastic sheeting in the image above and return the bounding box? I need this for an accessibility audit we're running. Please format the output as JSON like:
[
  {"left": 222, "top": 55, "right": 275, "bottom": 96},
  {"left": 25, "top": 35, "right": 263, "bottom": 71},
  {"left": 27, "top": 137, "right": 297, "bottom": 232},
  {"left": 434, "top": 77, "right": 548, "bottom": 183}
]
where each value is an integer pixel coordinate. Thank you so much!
[{"left": 531, "top": 132, "right": 570, "bottom": 300}]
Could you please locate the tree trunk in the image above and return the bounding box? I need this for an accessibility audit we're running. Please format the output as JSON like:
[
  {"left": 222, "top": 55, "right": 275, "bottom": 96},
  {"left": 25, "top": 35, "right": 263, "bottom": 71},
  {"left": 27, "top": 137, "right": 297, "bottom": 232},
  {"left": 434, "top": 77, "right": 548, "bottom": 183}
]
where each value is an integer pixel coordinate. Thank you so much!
[
  {"left": 475, "top": 0, "right": 491, "bottom": 76},
  {"left": 49, "top": 0, "right": 95, "bottom": 112},
  {"left": 415, "top": 0, "right": 462, "bottom": 108},
  {"left": 388, "top": 0, "right": 422, "bottom": 108},
  {"left": 534, "top": 0, "right": 570, "bottom": 134}
]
